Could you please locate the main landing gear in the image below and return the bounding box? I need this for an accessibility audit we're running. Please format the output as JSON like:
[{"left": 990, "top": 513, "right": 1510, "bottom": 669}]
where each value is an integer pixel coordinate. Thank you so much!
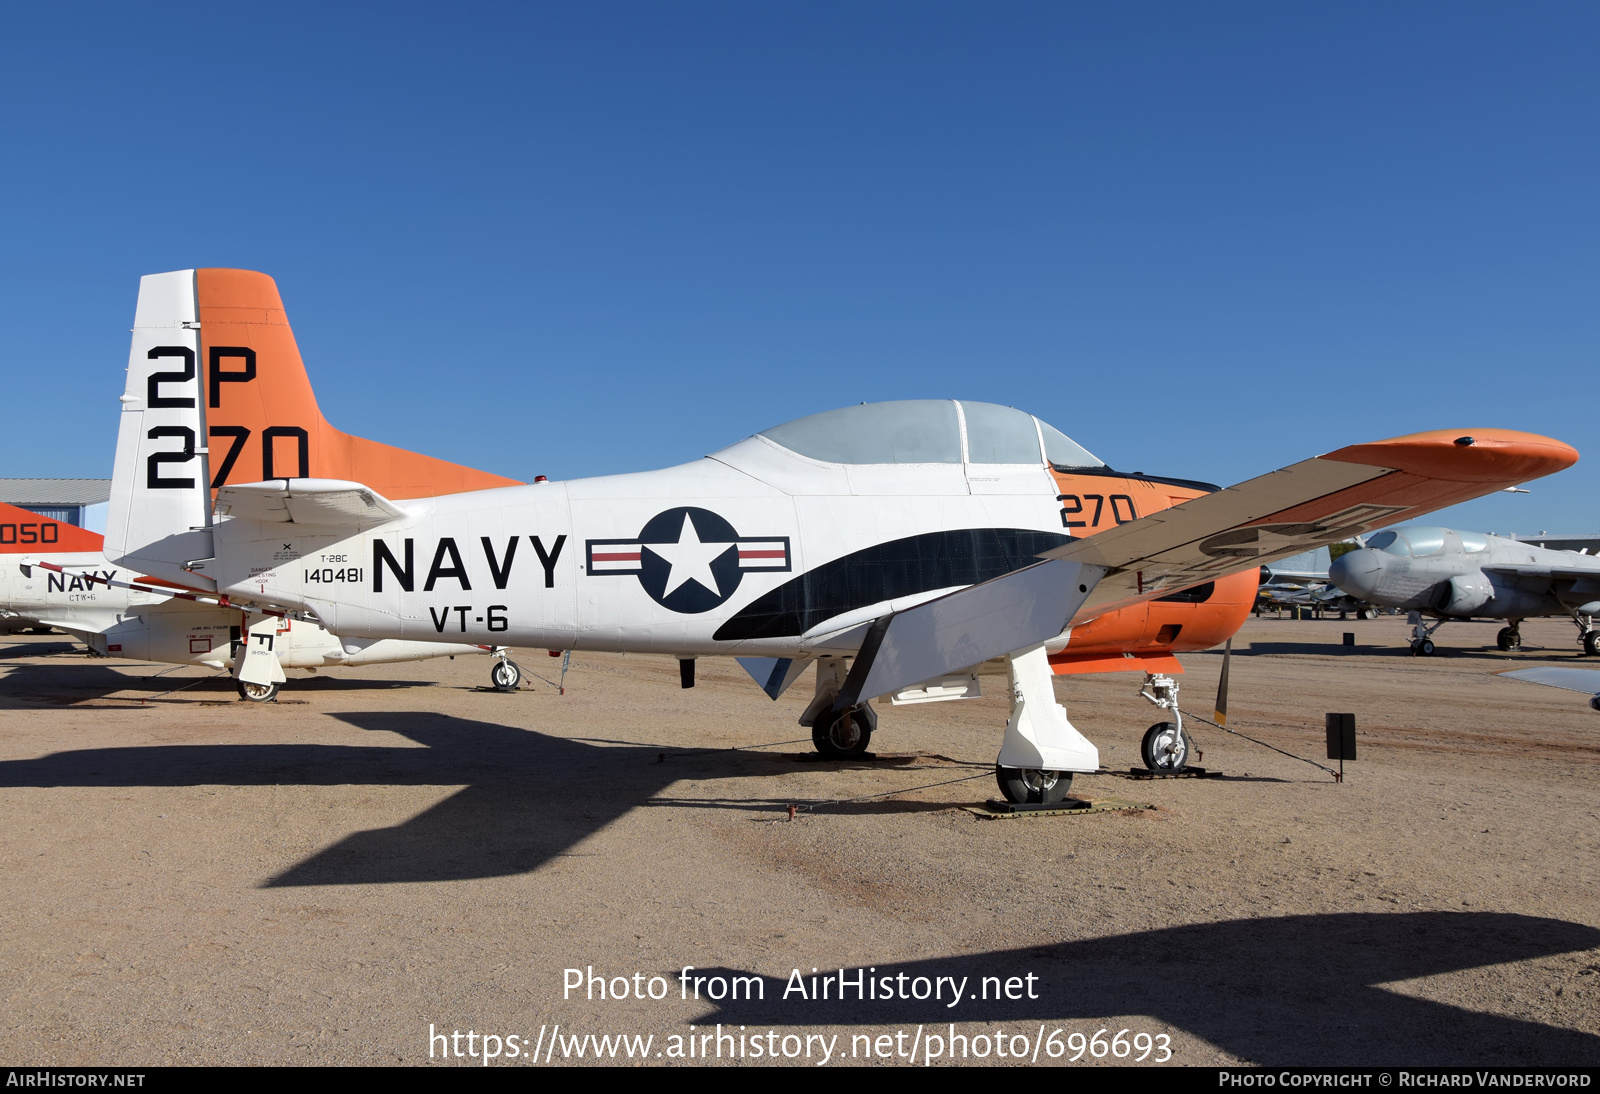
[
  {"left": 1570, "top": 612, "right": 1598, "bottom": 657},
  {"left": 800, "top": 657, "right": 877, "bottom": 759},
  {"left": 1497, "top": 624, "right": 1523, "bottom": 652},
  {"left": 1138, "top": 673, "right": 1190, "bottom": 773},
  {"left": 236, "top": 679, "right": 280, "bottom": 702},
  {"left": 992, "top": 645, "right": 1098, "bottom": 804}
]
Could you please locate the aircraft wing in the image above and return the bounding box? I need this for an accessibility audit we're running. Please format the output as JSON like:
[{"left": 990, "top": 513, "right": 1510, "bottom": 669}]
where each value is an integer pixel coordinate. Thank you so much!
[
  {"left": 835, "top": 557, "right": 1101, "bottom": 709},
  {"left": 1041, "top": 429, "right": 1578, "bottom": 620},
  {"left": 836, "top": 429, "right": 1574, "bottom": 707},
  {"left": 1498, "top": 667, "right": 1600, "bottom": 702},
  {"left": 214, "top": 479, "right": 408, "bottom": 529}
]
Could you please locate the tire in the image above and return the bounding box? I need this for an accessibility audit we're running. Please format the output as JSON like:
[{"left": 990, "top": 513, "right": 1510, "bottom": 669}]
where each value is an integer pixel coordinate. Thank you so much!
[
  {"left": 1497, "top": 627, "right": 1522, "bottom": 652},
  {"left": 1418, "top": 639, "right": 1435, "bottom": 656},
  {"left": 811, "top": 705, "right": 874, "bottom": 759},
  {"left": 236, "top": 679, "right": 279, "bottom": 703},
  {"left": 1141, "top": 721, "right": 1189, "bottom": 772},
  {"left": 491, "top": 659, "right": 522, "bottom": 692},
  {"left": 995, "top": 766, "right": 1075, "bottom": 805},
  {"left": 1583, "top": 632, "right": 1600, "bottom": 657}
]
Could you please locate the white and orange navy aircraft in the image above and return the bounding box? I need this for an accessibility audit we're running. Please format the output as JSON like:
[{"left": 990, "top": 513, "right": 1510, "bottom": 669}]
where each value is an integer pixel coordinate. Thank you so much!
[
  {"left": 0, "top": 499, "right": 493, "bottom": 701},
  {"left": 82, "top": 269, "right": 1577, "bottom": 803}
]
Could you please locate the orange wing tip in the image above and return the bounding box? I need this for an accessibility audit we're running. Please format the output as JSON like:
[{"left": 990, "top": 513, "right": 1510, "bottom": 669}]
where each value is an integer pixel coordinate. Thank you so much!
[{"left": 1321, "top": 429, "right": 1578, "bottom": 484}]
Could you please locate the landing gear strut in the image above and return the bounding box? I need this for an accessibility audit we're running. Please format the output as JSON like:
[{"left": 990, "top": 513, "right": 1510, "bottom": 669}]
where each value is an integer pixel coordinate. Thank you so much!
[
  {"left": 993, "top": 645, "right": 1098, "bottom": 803},
  {"left": 1571, "top": 612, "right": 1598, "bottom": 656},
  {"left": 800, "top": 656, "right": 876, "bottom": 759},
  {"left": 1408, "top": 611, "right": 1447, "bottom": 655},
  {"left": 1138, "top": 673, "right": 1190, "bottom": 772}
]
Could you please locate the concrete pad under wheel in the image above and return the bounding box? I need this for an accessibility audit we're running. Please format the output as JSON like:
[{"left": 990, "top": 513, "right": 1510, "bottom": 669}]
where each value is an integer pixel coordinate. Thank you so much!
[{"left": 965, "top": 797, "right": 1153, "bottom": 820}]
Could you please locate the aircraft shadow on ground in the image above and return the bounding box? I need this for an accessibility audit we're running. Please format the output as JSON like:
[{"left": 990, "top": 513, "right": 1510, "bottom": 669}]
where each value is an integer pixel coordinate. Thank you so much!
[
  {"left": 689, "top": 912, "right": 1600, "bottom": 1065},
  {"left": 0, "top": 711, "right": 837, "bottom": 885},
  {"left": 0, "top": 639, "right": 82, "bottom": 659},
  {"left": 0, "top": 661, "right": 434, "bottom": 708}
]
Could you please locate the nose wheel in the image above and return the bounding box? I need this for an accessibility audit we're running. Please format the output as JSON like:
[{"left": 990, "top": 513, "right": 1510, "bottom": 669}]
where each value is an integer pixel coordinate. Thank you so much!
[
  {"left": 1497, "top": 626, "right": 1522, "bottom": 652},
  {"left": 1141, "top": 721, "right": 1190, "bottom": 772},
  {"left": 1584, "top": 631, "right": 1600, "bottom": 657}
]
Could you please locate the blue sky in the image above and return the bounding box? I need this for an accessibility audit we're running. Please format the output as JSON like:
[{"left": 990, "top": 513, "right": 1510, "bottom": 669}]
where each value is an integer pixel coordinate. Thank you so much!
[{"left": 2, "top": 2, "right": 1595, "bottom": 533}]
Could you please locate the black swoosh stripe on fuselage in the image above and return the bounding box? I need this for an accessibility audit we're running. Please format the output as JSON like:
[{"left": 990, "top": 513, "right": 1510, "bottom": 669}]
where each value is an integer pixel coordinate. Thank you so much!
[{"left": 712, "top": 528, "right": 1073, "bottom": 642}]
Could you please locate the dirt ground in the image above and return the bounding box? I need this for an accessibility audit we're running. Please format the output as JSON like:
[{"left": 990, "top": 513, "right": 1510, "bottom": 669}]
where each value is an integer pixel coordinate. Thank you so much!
[{"left": 1, "top": 612, "right": 1597, "bottom": 1067}]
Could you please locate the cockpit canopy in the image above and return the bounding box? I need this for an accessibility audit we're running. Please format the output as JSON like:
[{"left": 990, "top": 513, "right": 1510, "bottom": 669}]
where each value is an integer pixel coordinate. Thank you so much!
[
  {"left": 755, "top": 400, "right": 1102, "bottom": 467},
  {"left": 1364, "top": 526, "right": 1488, "bottom": 557}
]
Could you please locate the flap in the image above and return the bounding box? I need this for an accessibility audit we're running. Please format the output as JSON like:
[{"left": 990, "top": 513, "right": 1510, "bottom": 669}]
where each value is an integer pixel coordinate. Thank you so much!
[
  {"left": 214, "top": 479, "right": 407, "bottom": 528},
  {"left": 1039, "top": 429, "right": 1577, "bottom": 620}
]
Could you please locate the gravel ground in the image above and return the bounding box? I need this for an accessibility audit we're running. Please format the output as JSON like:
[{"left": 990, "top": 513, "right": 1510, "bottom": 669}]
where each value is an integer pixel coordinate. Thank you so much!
[{"left": 0, "top": 613, "right": 1596, "bottom": 1067}]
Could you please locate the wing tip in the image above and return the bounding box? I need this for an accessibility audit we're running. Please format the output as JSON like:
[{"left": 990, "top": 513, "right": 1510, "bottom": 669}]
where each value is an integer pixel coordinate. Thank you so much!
[{"left": 1321, "top": 429, "right": 1578, "bottom": 484}]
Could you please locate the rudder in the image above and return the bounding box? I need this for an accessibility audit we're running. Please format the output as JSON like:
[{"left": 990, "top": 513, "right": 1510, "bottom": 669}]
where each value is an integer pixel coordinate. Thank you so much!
[{"left": 196, "top": 269, "right": 523, "bottom": 499}]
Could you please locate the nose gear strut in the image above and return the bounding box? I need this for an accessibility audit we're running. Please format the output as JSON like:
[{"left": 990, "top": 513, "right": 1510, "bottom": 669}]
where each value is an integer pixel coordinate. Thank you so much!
[{"left": 1138, "top": 673, "right": 1193, "bottom": 772}]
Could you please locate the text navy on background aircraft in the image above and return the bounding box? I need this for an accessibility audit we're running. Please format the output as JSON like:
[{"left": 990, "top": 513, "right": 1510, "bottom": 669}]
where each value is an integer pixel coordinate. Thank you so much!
[
  {"left": 90, "top": 270, "right": 1578, "bottom": 804},
  {"left": 1330, "top": 526, "right": 1600, "bottom": 656},
  {"left": 0, "top": 500, "right": 493, "bottom": 701}
]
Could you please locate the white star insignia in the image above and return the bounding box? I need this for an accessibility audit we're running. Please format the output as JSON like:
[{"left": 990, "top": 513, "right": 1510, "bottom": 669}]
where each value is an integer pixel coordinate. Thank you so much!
[{"left": 646, "top": 513, "right": 730, "bottom": 598}]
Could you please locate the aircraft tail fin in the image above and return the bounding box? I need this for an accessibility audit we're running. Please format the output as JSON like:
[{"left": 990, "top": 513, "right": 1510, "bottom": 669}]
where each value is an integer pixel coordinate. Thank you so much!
[
  {"left": 196, "top": 269, "right": 523, "bottom": 499},
  {"left": 0, "top": 501, "right": 105, "bottom": 554},
  {"left": 105, "top": 271, "right": 216, "bottom": 587}
]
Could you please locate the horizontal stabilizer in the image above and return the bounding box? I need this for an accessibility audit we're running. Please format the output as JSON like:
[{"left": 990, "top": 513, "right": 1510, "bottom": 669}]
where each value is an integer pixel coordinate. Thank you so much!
[
  {"left": 1040, "top": 429, "right": 1579, "bottom": 620},
  {"left": 835, "top": 557, "right": 1101, "bottom": 710},
  {"left": 214, "top": 479, "right": 407, "bottom": 528}
]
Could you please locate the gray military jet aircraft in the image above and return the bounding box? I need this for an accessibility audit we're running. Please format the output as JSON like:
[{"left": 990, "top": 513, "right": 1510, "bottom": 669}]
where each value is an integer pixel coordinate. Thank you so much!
[{"left": 1329, "top": 525, "right": 1600, "bottom": 656}]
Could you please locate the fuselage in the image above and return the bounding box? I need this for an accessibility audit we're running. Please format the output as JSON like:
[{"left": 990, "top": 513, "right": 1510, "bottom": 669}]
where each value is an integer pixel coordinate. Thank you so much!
[
  {"left": 214, "top": 416, "right": 1255, "bottom": 664},
  {"left": 1329, "top": 525, "right": 1600, "bottom": 620}
]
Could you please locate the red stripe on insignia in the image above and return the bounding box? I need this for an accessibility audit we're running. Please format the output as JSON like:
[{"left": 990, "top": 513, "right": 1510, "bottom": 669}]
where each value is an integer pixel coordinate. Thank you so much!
[
  {"left": 738, "top": 550, "right": 786, "bottom": 559},
  {"left": 591, "top": 552, "right": 641, "bottom": 562}
]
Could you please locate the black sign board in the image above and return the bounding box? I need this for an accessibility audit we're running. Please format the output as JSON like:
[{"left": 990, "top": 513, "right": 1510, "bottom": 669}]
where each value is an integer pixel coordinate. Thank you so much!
[{"left": 1326, "top": 712, "right": 1356, "bottom": 761}]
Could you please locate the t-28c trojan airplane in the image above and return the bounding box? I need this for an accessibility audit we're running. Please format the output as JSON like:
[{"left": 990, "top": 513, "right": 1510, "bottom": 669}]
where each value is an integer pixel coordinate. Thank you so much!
[{"left": 84, "top": 270, "right": 1578, "bottom": 803}]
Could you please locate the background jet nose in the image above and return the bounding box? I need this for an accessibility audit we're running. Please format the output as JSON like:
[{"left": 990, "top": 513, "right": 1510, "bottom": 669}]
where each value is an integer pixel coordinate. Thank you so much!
[{"left": 1329, "top": 548, "right": 1384, "bottom": 598}]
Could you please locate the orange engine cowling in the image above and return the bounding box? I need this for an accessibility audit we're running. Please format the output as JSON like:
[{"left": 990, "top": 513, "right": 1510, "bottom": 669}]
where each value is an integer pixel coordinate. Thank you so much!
[{"left": 1043, "top": 468, "right": 1256, "bottom": 676}]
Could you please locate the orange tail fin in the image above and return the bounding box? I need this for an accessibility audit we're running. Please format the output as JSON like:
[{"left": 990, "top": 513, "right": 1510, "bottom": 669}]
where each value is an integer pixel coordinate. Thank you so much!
[
  {"left": 197, "top": 269, "right": 522, "bottom": 500},
  {"left": 0, "top": 501, "right": 105, "bottom": 553}
]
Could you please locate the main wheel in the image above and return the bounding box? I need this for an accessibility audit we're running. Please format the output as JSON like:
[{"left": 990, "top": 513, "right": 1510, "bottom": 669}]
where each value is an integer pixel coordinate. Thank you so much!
[
  {"left": 995, "top": 766, "right": 1074, "bottom": 805},
  {"left": 1497, "top": 627, "right": 1521, "bottom": 652},
  {"left": 1141, "top": 721, "right": 1189, "bottom": 772},
  {"left": 1583, "top": 631, "right": 1600, "bottom": 657},
  {"left": 812, "top": 705, "right": 874, "bottom": 759},
  {"left": 236, "top": 679, "right": 279, "bottom": 703},
  {"left": 491, "top": 659, "right": 522, "bottom": 691},
  {"left": 1418, "top": 638, "right": 1435, "bottom": 656}
]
